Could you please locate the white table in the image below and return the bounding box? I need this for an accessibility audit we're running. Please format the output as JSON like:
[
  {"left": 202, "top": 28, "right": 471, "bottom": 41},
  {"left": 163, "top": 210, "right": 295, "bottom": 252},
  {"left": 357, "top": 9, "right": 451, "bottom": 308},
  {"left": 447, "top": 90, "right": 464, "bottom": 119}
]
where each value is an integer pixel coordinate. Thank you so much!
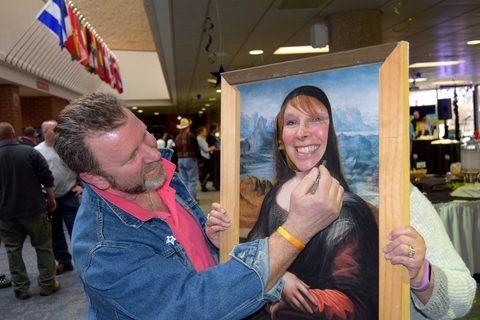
[{"left": 434, "top": 200, "right": 480, "bottom": 275}]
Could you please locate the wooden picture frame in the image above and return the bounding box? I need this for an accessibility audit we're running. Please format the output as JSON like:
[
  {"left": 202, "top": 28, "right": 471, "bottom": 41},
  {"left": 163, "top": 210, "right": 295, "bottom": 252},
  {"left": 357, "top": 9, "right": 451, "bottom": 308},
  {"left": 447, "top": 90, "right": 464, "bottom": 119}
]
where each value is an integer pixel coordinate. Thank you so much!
[{"left": 219, "top": 42, "right": 410, "bottom": 320}]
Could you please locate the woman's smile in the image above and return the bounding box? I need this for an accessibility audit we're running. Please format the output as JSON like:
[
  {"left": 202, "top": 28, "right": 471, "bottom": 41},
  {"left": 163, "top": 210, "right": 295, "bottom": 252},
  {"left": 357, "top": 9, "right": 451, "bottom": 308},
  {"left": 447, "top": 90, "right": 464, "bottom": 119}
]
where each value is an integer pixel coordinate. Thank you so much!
[{"left": 296, "top": 145, "right": 319, "bottom": 154}]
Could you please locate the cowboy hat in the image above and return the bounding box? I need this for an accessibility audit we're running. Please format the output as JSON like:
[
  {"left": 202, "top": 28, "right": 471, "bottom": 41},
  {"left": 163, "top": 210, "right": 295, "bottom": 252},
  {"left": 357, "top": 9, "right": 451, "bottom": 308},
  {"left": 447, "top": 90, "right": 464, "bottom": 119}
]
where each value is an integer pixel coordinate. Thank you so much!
[{"left": 176, "top": 118, "right": 192, "bottom": 129}]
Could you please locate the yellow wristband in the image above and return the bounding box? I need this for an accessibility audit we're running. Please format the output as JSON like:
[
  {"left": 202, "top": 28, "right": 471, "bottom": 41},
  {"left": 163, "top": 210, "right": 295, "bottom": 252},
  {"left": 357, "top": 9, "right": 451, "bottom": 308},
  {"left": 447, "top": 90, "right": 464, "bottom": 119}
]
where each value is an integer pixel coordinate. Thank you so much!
[{"left": 276, "top": 226, "right": 305, "bottom": 251}]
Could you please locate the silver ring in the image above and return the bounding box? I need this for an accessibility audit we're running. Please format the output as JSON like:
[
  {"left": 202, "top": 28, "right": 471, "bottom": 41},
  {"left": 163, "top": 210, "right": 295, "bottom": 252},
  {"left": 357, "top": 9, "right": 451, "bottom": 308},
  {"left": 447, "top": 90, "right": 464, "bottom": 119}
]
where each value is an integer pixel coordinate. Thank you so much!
[{"left": 408, "top": 246, "right": 415, "bottom": 258}]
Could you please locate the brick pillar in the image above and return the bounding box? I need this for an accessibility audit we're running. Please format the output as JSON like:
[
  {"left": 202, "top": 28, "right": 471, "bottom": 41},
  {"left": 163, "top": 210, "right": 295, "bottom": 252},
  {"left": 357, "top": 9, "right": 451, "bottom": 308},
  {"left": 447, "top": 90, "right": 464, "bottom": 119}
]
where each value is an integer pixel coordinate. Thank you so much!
[
  {"left": 326, "top": 10, "right": 383, "bottom": 53},
  {"left": 0, "top": 84, "right": 23, "bottom": 135},
  {"left": 21, "top": 96, "right": 69, "bottom": 128}
]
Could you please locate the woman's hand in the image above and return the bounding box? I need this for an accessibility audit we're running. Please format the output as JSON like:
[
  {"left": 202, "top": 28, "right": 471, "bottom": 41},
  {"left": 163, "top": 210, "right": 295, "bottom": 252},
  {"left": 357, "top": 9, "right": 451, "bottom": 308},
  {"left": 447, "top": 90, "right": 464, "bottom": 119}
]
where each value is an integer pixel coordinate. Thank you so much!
[
  {"left": 280, "top": 272, "right": 317, "bottom": 314},
  {"left": 205, "top": 203, "right": 230, "bottom": 248},
  {"left": 382, "top": 226, "right": 426, "bottom": 285}
]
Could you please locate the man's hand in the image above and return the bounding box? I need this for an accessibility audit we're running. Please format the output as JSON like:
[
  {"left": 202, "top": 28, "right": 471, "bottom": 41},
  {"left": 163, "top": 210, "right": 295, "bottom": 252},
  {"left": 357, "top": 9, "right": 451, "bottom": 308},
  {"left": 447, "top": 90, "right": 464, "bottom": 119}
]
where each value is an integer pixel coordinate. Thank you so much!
[
  {"left": 72, "top": 185, "right": 83, "bottom": 197},
  {"left": 47, "top": 198, "right": 57, "bottom": 212},
  {"left": 283, "top": 165, "right": 344, "bottom": 244},
  {"left": 205, "top": 203, "right": 230, "bottom": 248}
]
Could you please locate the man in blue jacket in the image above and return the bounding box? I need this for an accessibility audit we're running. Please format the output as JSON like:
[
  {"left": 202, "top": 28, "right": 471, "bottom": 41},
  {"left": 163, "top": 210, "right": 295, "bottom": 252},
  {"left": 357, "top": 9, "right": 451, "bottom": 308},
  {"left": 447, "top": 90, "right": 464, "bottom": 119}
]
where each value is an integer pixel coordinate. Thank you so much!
[{"left": 53, "top": 92, "right": 344, "bottom": 319}]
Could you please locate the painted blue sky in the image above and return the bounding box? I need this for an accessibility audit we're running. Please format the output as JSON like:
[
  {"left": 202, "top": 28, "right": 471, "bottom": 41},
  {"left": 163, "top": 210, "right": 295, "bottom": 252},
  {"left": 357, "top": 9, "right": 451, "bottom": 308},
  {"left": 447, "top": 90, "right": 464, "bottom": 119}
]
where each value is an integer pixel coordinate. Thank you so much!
[{"left": 239, "top": 63, "right": 381, "bottom": 125}]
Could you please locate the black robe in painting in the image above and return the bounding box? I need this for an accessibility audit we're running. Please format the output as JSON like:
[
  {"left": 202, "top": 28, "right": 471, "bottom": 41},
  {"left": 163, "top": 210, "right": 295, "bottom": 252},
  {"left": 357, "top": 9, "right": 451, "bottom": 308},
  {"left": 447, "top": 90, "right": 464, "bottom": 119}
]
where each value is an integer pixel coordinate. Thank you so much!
[{"left": 247, "top": 188, "right": 379, "bottom": 320}]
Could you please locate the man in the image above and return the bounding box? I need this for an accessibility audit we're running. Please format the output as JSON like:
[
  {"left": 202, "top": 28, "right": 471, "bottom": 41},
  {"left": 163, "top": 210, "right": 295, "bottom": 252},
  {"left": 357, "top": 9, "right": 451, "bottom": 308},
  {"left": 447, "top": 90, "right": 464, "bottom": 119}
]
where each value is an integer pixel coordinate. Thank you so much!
[
  {"left": 18, "top": 126, "right": 39, "bottom": 147},
  {"left": 52, "top": 92, "right": 343, "bottom": 319},
  {"left": 0, "top": 122, "right": 60, "bottom": 300},
  {"left": 36, "top": 120, "right": 83, "bottom": 275},
  {"left": 174, "top": 117, "right": 201, "bottom": 199}
]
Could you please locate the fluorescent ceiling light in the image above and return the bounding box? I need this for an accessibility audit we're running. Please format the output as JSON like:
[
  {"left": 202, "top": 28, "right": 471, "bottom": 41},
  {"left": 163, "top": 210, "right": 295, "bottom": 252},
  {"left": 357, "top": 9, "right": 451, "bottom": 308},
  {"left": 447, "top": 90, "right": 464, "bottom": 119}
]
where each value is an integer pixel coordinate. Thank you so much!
[
  {"left": 205, "top": 103, "right": 210, "bottom": 107},
  {"left": 199, "top": 111, "right": 204, "bottom": 114},
  {"left": 154, "top": 112, "right": 159, "bottom": 115},
  {"left": 216, "top": 89, "right": 221, "bottom": 93},
  {"left": 208, "top": 98, "right": 217, "bottom": 101},
  {"left": 132, "top": 106, "right": 138, "bottom": 110},
  {"left": 274, "top": 45, "right": 329, "bottom": 55},
  {"left": 249, "top": 50, "right": 263, "bottom": 55},
  {"left": 137, "top": 110, "right": 143, "bottom": 113},
  {"left": 467, "top": 40, "right": 480, "bottom": 45},
  {"left": 431, "top": 80, "right": 468, "bottom": 86},
  {"left": 409, "top": 61, "right": 464, "bottom": 68},
  {"left": 409, "top": 78, "right": 427, "bottom": 82}
]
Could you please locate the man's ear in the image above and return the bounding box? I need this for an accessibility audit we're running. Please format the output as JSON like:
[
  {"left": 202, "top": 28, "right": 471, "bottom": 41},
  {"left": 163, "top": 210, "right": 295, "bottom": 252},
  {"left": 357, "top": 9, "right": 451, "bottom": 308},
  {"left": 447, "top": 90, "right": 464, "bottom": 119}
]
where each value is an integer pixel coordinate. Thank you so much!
[{"left": 79, "top": 172, "right": 110, "bottom": 190}]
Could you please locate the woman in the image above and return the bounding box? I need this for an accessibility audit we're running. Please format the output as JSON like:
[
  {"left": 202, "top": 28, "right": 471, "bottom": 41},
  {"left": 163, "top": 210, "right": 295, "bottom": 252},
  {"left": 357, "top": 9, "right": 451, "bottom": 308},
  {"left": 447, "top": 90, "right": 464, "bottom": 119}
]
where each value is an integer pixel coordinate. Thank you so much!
[
  {"left": 383, "top": 184, "right": 476, "bottom": 319},
  {"left": 247, "top": 85, "right": 378, "bottom": 319}
]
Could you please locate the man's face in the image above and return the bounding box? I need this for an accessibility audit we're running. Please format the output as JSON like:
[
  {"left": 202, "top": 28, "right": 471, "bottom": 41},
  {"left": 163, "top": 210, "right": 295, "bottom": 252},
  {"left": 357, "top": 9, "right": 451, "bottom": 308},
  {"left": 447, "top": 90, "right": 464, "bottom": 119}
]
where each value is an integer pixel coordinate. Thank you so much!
[{"left": 87, "top": 110, "right": 166, "bottom": 194}]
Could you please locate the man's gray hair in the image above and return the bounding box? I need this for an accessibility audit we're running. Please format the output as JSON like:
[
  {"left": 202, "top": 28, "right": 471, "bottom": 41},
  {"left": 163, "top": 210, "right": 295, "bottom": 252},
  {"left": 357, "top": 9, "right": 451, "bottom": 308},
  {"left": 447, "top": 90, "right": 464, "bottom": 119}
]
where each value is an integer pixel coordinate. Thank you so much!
[{"left": 53, "top": 92, "right": 129, "bottom": 175}]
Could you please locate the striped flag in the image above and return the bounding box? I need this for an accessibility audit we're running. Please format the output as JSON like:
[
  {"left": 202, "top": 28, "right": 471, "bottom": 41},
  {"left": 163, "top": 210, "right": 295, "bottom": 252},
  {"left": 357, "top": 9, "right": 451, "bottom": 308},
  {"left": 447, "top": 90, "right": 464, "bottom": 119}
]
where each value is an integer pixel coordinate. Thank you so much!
[{"left": 36, "top": 0, "right": 70, "bottom": 49}]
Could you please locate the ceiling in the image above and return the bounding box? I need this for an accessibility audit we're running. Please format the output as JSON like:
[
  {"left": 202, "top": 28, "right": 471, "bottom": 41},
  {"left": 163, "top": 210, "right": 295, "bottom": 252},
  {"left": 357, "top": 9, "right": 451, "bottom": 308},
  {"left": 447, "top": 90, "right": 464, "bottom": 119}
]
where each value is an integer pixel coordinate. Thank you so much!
[
  {"left": 8, "top": 0, "right": 480, "bottom": 116},
  {"left": 146, "top": 0, "right": 480, "bottom": 115}
]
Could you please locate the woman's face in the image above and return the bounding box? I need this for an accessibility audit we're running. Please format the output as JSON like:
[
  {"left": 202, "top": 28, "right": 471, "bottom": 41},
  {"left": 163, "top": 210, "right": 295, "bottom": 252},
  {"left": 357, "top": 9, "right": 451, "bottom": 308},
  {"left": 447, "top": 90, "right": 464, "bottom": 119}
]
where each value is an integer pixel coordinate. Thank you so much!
[{"left": 281, "top": 101, "right": 329, "bottom": 172}]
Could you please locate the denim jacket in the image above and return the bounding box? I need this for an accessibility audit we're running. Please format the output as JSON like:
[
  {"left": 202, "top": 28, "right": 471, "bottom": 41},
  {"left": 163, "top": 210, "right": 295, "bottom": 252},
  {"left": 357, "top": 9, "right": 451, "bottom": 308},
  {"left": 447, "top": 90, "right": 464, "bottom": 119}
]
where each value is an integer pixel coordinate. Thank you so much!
[{"left": 72, "top": 148, "right": 282, "bottom": 319}]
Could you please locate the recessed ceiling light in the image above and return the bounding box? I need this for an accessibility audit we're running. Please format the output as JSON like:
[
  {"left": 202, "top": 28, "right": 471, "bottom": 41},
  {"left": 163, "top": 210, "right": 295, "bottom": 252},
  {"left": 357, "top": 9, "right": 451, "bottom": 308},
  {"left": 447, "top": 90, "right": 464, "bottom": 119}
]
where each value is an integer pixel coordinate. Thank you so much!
[
  {"left": 249, "top": 50, "right": 263, "bottom": 55},
  {"left": 137, "top": 110, "right": 143, "bottom": 113},
  {"left": 274, "top": 45, "right": 329, "bottom": 55},
  {"left": 154, "top": 112, "right": 160, "bottom": 115},
  {"left": 216, "top": 89, "right": 221, "bottom": 93},
  {"left": 409, "top": 61, "right": 464, "bottom": 68},
  {"left": 205, "top": 103, "right": 210, "bottom": 107},
  {"left": 467, "top": 40, "right": 480, "bottom": 45},
  {"left": 209, "top": 98, "right": 217, "bottom": 101},
  {"left": 199, "top": 111, "right": 204, "bottom": 114},
  {"left": 202, "top": 108, "right": 206, "bottom": 111},
  {"left": 177, "top": 116, "right": 182, "bottom": 120},
  {"left": 132, "top": 106, "right": 138, "bottom": 110},
  {"left": 409, "top": 78, "right": 427, "bottom": 82}
]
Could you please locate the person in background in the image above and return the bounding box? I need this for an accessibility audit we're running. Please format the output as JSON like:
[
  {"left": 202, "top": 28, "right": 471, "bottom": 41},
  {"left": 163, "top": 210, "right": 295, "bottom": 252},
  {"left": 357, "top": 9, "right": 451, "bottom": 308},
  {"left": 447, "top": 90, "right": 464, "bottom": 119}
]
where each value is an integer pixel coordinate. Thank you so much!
[
  {"left": 36, "top": 120, "right": 83, "bottom": 275},
  {"left": 165, "top": 132, "right": 176, "bottom": 149},
  {"left": 196, "top": 126, "right": 216, "bottom": 192},
  {"left": 207, "top": 123, "right": 221, "bottom": 190},
  {"left": 156, "top": 135, "right": 166, "bottom": 149},
  {"left": 175, "top": 118, "right": 201, "bottom": 200},
  {"left": 411, "top": 110, "right": 421, "bottom": 133},
  {"left": 18, "top": 126, "right": 39, "bottom": 147},
  {"left": 0, "top": 122, "right": 59, "bottom": 300},
  {"left": 52, "top": 92, "right": 344, "bottom": 319},
  {"left": 416, "top": 118, "right": 430, "bottom": 138},
  {"left": 206, "top": 123, "right": 220, "bottom": 150},
  {"left": 0, "top": 239, "right": 12, "bottom": 289},
  {"left": 383, "top": 184, "right": 476, "bottom": 319}
]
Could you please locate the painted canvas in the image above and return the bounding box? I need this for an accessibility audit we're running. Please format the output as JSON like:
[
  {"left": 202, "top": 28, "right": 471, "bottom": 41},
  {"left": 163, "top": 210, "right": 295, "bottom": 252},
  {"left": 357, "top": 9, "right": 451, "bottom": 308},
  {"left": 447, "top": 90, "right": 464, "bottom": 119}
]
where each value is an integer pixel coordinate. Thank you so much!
[{"left": 238, "top": 64, "right": 381, "bottom": 231}]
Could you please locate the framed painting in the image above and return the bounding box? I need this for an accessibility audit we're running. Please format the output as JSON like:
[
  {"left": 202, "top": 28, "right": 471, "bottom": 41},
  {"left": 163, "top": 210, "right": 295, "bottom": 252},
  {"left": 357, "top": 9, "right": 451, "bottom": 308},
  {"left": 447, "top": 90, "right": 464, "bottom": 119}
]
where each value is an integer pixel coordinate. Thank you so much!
[{"left": 219, "top": 42, "right": 410, "bottom": 319}]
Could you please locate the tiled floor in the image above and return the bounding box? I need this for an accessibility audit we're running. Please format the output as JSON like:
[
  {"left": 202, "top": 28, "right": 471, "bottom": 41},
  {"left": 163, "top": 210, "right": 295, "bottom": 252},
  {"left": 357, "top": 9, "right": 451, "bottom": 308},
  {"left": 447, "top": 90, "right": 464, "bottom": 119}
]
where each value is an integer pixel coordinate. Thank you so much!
[
  {"left": 1, "top": 185, "right": 478, "bottom": 319},
  {"left": 0, "top": 185, "right": 220, "bottom": 320}
]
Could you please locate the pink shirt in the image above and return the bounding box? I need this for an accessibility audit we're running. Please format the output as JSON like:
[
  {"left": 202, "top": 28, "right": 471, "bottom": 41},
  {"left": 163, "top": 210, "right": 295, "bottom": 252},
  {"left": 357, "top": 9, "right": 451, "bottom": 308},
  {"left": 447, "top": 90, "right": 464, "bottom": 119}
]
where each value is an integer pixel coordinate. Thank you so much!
[{"left": 93, "top": 159, "right": 216, "bottom": 271}]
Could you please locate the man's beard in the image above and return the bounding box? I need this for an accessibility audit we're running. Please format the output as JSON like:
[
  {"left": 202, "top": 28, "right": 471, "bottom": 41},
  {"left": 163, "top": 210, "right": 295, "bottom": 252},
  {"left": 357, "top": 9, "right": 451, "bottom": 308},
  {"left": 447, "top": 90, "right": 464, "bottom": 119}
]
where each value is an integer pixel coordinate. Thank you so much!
[{"left": 101, "top": 161, "right": 167, "bottom": 194}]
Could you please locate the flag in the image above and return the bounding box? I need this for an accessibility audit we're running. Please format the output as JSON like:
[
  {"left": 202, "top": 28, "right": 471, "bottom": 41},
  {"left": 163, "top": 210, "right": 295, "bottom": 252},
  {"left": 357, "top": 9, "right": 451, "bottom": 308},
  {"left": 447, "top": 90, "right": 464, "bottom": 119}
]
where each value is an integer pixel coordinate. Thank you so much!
[
  {"left": 72, "top": 11, "right": 88, "bottom": 64},
  {"left": 36, "top": 0, "right": 70, "bottom": 50},
  {"left": 64, "top": 4, "right": 80, "bottom": 60}
]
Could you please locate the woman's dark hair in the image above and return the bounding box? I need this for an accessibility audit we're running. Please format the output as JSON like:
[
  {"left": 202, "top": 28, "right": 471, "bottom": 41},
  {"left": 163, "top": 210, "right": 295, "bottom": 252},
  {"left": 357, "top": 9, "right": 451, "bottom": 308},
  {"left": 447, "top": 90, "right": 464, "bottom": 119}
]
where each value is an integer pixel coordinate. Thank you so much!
[{"left": 274, "top": 85, "right": 350, "bottom": 192}]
